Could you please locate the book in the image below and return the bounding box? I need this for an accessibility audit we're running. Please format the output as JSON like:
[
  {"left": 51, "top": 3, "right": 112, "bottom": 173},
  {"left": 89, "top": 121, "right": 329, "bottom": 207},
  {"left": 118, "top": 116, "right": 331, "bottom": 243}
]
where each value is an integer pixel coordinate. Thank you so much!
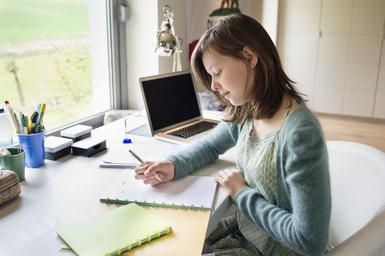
[
  {"left": 100, "top": 172, "right": 217, "bottom": 210},
  {"left": 57, "top": 203, "right": 172, "bottom": 256}
]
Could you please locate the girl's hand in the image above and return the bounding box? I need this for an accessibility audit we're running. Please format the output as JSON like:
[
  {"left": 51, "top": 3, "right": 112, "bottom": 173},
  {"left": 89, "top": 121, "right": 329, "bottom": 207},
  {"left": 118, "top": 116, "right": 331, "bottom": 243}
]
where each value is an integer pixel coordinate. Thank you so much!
[
  {"left": 134, "top": 160, "right": 175, "bottom": 186},
  {"left": 215, "top": 168, "right": 248, "bottom": 198}
]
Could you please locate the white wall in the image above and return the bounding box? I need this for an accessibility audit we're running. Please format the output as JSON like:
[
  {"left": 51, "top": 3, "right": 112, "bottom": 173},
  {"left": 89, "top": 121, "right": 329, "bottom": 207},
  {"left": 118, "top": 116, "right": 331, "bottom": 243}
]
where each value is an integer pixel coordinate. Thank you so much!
[
  {"left": 125, "top": 0, "right": 279, "bottom": 109},
  {"left": 260, "top": 0, "right": 279, "bottom": 44},
  {"left": 186, "top": 0, "right": 261, "bottom": 45},
  {"left": 126, "top": 0, "right": 189, "bottom": 109},
  {"left": 125, "top": 0, "right": 159, "bottom": 109},
  {"left": 277, "top": 0, "right": 385, "bottom": 119},
  {"left": 158, "top": 0, "right": 189, "bottom": 74}
]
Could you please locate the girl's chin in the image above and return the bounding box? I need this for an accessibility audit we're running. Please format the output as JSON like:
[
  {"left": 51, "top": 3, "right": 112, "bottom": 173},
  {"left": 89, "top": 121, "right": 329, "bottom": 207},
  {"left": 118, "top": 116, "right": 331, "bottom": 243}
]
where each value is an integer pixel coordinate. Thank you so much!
[{"left": 229, "top": 99, "right": 247, "bottom": 106}]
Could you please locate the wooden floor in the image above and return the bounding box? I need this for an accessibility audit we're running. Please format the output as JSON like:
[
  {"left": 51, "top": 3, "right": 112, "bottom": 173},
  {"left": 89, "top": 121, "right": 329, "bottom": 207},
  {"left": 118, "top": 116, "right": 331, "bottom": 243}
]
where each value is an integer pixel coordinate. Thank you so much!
[{"left": 317, "top": 113, "right": 385, "bottom": 152}]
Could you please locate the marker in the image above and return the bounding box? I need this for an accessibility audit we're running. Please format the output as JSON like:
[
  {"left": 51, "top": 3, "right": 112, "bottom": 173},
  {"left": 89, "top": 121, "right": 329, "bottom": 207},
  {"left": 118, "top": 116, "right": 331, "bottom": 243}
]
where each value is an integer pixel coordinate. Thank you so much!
[
  {"left": 20, "top": 113, "right": 27, "bottom": 134},
  {"left": 30, "top": 111, "right": 38, "bottom": 123},
  {"left": 34, "top": 104, "right": 42, "bottom": 133},
  {"left": 38, "top": 103, "right": 46, "bottom": 126},
  {"left": 128, "top": 149, "right": 162, "bottom": 182},
  {"left": 26, "top": 116, "right": 31, "bottom": 134}
]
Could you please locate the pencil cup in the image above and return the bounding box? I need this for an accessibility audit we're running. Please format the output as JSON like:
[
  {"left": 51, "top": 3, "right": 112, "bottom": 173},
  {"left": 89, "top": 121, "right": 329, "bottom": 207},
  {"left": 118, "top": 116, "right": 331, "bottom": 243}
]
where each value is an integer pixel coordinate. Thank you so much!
[
  {"left": 18, "top": 132, "right": 45, "bottom": 168},
  {"left": 0, "top": 147, "right": 25, "bottom": 181}
]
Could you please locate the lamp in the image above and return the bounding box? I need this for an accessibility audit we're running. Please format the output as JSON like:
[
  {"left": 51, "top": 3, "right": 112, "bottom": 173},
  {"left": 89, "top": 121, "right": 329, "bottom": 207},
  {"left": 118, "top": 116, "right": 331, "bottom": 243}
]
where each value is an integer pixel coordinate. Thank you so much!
[{"left": 155, "top": 5, "right": 183, "bottom": 72}]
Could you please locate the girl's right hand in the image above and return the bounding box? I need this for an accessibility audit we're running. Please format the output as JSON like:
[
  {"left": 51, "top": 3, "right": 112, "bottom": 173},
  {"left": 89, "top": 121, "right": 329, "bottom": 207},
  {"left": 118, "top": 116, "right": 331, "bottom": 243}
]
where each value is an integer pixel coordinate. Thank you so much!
[{"left": 134, "top": 160, "right": 175, "bottom": 186}]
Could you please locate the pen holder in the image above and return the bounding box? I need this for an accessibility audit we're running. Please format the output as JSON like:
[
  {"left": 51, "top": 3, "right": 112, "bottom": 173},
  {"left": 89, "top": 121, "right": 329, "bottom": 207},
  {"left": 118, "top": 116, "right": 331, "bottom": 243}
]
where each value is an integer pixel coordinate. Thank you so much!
[{"left": 18, "top": 132, "right": 45, "bottom": 168}]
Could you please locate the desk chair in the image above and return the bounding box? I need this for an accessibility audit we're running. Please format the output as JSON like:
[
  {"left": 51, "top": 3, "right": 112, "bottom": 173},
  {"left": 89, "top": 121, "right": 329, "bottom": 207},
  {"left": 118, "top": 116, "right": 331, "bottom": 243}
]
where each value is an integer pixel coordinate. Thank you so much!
[{"left": 326, "top": 141, "right": 385, "bottom": 256}]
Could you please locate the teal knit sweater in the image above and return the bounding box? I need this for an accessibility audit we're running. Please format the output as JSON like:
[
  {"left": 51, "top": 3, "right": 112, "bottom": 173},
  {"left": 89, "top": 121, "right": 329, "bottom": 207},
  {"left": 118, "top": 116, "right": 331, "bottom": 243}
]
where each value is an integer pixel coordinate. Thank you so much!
[{"left": 166, "top": 103, "right": 331, "bottom": 256}]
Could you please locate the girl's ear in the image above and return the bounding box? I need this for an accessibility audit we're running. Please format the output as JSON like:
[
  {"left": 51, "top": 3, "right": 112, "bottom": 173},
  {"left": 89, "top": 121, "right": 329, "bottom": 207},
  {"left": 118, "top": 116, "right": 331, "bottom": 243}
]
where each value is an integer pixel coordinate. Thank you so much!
[{"left": 242, "top": 47, "right": 258, "bottom": 68}]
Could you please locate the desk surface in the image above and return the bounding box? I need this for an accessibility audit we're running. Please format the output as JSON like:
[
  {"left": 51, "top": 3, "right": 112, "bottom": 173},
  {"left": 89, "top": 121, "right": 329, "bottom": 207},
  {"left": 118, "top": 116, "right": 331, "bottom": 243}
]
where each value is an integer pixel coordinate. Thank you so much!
[{"left": 0, "top": 112, "right": 235, "bottom": 256}]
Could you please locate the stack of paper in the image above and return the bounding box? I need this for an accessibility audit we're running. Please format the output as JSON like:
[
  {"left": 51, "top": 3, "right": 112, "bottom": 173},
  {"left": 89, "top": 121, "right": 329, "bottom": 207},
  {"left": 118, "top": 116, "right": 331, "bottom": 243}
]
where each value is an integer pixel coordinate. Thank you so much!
[{"left": 99, "top": 150, "right": 140, "bottom": 168}]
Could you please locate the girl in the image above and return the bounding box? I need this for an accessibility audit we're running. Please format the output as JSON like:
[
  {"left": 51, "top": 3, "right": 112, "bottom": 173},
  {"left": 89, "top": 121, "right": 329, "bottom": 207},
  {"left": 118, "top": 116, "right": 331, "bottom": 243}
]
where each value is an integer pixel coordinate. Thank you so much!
[{"left": 135, "top": 13, "right": 331, "bottom": 256}]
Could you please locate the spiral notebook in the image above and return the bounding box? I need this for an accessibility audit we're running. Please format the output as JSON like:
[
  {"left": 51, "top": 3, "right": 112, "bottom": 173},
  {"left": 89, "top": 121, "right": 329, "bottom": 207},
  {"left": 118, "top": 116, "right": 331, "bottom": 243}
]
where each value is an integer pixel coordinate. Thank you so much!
[
  {"left": 100, "top": 172, "right": 217, "bottom": 210},
  {"left": 57, "top": 204, "right": 172, "bottom": 256}
]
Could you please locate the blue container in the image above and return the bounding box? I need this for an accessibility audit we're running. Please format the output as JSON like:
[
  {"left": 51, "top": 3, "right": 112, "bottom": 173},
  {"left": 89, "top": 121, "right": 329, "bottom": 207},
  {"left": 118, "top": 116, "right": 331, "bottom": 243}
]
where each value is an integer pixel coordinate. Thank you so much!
[{"left": 18, "top": 132, "right": 45, "bottom": 168}]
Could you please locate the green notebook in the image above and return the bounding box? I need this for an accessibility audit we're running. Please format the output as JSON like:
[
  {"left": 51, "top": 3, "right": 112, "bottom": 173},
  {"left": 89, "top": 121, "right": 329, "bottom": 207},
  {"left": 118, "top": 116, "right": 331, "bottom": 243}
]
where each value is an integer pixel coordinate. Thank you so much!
[{"left": 57, "top": 204, "right": 172, "bottom": 256}]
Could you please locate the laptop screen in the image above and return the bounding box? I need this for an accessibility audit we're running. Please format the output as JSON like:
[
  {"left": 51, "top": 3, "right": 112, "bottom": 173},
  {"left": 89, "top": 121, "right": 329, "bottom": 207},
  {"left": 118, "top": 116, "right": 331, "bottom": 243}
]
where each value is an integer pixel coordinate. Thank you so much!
[{"left": 141, "top": 72, "right": 201, "bottom": 132}]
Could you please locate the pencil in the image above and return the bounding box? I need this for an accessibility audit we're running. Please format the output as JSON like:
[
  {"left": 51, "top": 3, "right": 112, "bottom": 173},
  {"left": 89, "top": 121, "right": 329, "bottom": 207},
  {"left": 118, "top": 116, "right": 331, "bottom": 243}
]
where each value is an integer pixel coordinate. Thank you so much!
[
  {"left": 128, "top": 149, "right": 144, "bottom": 163},
  {"left": 128, "top": 150, "right": 162, "bottom": 182}
]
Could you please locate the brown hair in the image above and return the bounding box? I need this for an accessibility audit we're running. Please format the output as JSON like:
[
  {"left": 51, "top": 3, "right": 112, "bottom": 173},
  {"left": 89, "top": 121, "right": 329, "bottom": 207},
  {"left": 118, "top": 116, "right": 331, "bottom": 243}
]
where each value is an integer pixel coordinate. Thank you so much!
[{"left": 191, "top": 13, "right": 303, "bottom": 123}]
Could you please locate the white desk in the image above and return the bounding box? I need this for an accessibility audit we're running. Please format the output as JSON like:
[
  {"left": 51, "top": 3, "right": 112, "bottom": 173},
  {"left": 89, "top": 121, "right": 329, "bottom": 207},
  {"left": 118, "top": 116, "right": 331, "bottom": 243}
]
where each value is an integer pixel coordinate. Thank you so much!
[{"left": 0, "top": 112, "right": 235, "bottom": 256}]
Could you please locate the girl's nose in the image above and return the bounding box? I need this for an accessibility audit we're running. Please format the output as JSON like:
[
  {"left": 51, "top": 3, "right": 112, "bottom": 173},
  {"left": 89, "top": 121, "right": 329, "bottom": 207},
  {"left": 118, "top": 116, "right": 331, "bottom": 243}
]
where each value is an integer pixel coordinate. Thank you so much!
[{"left": 211, "top": 79, "right": 220, "bottom": 92}]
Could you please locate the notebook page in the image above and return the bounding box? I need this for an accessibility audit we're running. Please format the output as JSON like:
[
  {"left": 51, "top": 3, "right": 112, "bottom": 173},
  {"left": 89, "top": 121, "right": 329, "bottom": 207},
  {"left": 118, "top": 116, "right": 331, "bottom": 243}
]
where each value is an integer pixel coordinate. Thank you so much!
[{"left": 101, "top": 172, "right": 217, "bottom": 209}]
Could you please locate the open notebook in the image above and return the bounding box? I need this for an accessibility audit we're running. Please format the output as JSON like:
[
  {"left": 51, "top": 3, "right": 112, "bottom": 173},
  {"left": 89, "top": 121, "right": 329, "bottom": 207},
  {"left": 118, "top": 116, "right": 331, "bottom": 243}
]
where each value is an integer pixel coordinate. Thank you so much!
[
  {"left": 57, "top": 204, "right": 171, "bottom": 256},
  {"left": 100, "top": 172, "right": 217, "bottom": 210}
]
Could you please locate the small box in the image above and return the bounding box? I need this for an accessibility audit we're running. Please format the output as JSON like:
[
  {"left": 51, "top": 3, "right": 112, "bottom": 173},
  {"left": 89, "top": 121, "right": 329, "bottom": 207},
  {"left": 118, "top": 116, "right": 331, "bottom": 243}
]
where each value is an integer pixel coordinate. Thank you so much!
[
  {"left": 0, "top": 170, "right": 21, "bottom": 206},
  {"left": 45, "top": 136, "right": 73, "bottom": 160},
  {"left": 60, "top": 125, "right": 92, "bottom": 142},
  {"left": 71, "top": 137, "right": 107, "bottom": 157}
]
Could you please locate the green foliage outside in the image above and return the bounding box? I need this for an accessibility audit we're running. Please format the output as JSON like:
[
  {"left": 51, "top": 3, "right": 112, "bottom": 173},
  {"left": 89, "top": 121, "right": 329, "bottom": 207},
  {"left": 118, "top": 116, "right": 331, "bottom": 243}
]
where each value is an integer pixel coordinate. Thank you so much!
[
  {"left": 0, "top": 0, "right": 94, "bottom": 130},
  {"left": 0, "top": 0, "right": 88, "bottom": 45}
]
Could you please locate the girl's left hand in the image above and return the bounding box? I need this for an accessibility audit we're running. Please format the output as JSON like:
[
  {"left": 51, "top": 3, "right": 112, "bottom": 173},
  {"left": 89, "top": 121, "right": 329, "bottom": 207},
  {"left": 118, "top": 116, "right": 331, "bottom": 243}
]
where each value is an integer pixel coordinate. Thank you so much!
[{"left": 215, "top": 168, "right": 248, "bottom": 198}]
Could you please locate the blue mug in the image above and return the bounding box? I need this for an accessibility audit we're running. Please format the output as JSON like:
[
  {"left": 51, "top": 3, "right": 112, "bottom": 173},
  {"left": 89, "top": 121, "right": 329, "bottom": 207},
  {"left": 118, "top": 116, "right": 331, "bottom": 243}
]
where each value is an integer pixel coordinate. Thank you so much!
[{"left": 18, "top": 132, "right": 45, "bottom": 168}]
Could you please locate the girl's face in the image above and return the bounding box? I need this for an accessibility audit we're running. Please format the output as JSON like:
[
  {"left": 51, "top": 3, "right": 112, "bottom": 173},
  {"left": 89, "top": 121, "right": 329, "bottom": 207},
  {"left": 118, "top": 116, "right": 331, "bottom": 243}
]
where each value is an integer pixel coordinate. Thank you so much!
[{"left": 202, "top": 48, "right": 257, "bottom": 106}]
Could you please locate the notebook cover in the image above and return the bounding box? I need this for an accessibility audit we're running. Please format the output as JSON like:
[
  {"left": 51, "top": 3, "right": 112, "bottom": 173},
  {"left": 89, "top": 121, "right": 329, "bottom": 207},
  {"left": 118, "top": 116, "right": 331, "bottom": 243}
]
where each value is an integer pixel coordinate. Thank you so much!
[
  {"left": 56, "top": 204, "right": 171, "bottom": 256},
  {"left": 128, "top": 207, "right": 211, "bottom": 256}
]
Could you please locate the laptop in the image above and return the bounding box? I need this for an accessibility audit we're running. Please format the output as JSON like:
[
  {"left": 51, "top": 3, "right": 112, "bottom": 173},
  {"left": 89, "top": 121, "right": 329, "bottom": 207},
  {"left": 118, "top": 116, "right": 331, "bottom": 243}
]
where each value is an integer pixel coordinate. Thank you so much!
[{"left": 139, "top": 70, "right": 219, "bottom": 144}]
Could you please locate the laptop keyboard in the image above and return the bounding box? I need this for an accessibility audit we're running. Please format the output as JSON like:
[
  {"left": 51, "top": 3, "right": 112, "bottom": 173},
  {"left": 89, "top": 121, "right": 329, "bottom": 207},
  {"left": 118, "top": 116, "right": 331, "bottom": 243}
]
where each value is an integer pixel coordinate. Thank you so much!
[{"left": 168, "top": 121, "right": 217, "bottom": 138}]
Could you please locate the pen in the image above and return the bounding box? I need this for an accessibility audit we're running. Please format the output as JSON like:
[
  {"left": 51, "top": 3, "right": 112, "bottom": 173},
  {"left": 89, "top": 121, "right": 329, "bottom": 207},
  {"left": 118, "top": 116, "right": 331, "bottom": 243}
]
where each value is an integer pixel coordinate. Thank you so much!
[{"left": 128, "top": 149, "right": 162, "bottom": 182}]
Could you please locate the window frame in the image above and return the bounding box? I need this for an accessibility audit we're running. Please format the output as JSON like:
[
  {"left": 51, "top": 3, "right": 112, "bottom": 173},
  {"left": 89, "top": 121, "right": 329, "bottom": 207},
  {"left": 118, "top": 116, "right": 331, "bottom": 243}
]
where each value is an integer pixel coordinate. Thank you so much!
[{"left": 47, "top": 0, "right": 128, "bottom": 136}]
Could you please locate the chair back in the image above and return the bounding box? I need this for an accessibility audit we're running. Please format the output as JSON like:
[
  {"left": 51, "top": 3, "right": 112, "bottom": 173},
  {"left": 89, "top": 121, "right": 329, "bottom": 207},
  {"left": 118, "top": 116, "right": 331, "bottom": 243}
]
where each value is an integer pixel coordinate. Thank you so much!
[{"left": 327, "top": 141, "right": 385, "bottom": 245}]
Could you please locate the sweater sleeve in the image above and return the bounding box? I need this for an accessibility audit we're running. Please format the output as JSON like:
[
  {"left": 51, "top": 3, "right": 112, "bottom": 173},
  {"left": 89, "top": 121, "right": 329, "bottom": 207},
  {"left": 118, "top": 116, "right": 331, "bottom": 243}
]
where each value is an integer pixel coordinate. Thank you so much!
[
  {"left": 166, "top": 122, "right": 240, "bottom": 179},
  {"left": 234, "top": 121, "right": 331, "bottom": 256}
]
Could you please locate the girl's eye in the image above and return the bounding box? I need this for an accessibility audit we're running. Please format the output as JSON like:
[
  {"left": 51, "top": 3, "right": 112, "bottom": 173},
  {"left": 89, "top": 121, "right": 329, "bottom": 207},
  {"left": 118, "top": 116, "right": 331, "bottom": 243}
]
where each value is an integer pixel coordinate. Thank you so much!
[{"left": 214, "top": 70, "right": 222, "bottom": 77}]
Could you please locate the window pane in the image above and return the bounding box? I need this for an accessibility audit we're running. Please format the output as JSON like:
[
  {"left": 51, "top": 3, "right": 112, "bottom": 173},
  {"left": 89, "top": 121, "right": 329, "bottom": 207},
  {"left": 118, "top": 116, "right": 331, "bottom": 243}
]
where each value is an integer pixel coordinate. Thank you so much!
[{"left": 0, "top": 0, "right": 111, "bottom": 130}]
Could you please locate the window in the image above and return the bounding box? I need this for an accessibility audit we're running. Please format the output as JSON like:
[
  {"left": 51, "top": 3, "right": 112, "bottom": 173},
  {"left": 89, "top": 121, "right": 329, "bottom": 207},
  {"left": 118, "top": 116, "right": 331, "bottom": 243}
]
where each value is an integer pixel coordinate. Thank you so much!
[{"left": 0, "top": 0, "right": 124, "bottom": 131}]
